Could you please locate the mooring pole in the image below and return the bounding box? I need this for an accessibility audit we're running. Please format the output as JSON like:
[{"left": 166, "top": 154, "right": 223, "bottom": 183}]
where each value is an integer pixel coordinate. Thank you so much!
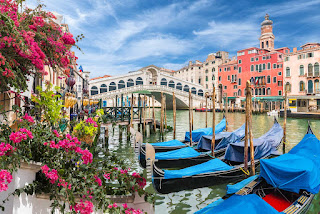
[
  {"left": 249, "top": 87, "right": 255, "bottom": 175},
  {"left": 205, "top": 94, "right": 208, "bottom": 128},
  {"left": 121, "top": 94, "right": 124, "bottom": 121},
  {"left": 244, "top": 81, "right": 250, "bottom": 173},
  {"left": 189, "top": 91, "right": 192, "bottom": 145},
  {"left": 149, "top": 96, "right": 151, "bottom": 118},
  {"left": 153, "top": 95, "right": 156, "bottom": 133},
  {"left": 211, "top": 88, "right": 216, "bottom": 156},
  {"left": 191, "top": 95, "right": 194, "bottom": 131},
  {"left": 225, "top": 96, "right": 228, "bottom": 131},
  {"left": 173, "top": 92, "right": 176, "bottom": 139},
  {"left": 130, "top": 94, "right": 134, "bottom": 127},
  {"left": 283, "top": 89, "right": 287, "bottom": 154},
  {"left": 143, "top": 95, "right": 146, "bottom": 135},
  {"left": 164, "top": 95, "right": 167, "bottom": 131},
  {"left": 160, "top": 92, "right": 164, "bottom": 137}
]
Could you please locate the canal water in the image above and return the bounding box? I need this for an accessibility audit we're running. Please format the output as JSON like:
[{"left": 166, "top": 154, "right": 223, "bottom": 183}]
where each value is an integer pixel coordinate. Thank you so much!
[{"left": 108, "top": 110, "right": 320, "bottom": 214}]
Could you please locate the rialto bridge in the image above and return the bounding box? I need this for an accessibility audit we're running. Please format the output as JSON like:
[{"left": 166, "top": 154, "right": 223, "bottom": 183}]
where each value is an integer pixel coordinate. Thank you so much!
[{"left": 89, "top": 65, "right": 209, "bottom": 109}]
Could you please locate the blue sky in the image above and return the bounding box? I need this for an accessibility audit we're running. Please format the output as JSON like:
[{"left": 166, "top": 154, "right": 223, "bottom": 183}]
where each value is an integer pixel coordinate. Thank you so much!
[{"left": 26, "top": 0, "right": 320, "bottom": 77}]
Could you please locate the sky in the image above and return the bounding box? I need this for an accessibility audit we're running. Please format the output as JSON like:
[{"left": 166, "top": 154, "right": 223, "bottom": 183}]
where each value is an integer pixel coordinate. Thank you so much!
[{"left": 26, "top": 0, "right": 320, "bottom": 78}]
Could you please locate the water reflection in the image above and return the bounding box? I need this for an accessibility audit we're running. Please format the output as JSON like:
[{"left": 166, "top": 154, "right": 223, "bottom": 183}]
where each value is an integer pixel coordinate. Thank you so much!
[{"left": 108, "top": 110, "right": 320, "bottom": 214}]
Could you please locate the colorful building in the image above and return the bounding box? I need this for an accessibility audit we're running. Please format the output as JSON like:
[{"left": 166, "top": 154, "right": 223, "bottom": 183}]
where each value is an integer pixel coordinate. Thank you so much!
[
  {"left": 218, "top": 14, "right": 288, "bottom": 109},
  {"left": 283, "top": 43, "right": 320, "bottom": 112}
]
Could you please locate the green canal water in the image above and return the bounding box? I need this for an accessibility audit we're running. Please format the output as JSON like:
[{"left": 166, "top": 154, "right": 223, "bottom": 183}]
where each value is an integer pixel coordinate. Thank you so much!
[{"left": 108, "top": 110, "right": 320, "bottom": 214}]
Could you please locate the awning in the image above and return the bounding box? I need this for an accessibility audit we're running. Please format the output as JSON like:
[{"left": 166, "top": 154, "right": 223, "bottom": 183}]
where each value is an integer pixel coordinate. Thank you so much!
[
  {"left": 241, "top": 96, "right": 284, "bottom": 101},
  {"left": 227, "top": 96, "right": 237, "bottom": 100}
]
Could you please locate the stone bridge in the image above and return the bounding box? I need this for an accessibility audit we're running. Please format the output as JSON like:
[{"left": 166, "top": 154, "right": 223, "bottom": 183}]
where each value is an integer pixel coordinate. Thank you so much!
[{"left": 90, "top": 65, "right": 208, "bottom": 109}]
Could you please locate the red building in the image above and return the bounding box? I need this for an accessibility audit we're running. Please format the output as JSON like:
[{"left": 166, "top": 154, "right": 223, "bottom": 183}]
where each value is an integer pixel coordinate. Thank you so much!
[{"left": 218, "top": 14, "right": 289, "bottom": 109}]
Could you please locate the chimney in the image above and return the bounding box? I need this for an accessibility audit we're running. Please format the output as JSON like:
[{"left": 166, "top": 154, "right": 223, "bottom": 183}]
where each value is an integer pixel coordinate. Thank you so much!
[
  {"left": 188, "top": 61, "right": 192, "bottom": 67},
  {"left": 293, "top": 47, "right": 297, "bottom": 53}
]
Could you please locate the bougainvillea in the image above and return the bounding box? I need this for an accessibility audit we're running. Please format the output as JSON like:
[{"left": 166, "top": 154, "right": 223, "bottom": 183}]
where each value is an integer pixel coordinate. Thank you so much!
[
  {"left": 0, "top": 0, "right": 78, "bottom": 91},
  {"left": 0, "top": 142, "right": 14, "bottom": 156},
  {"left": 0, "top": 170, "right": 12, "bottom": 192}
]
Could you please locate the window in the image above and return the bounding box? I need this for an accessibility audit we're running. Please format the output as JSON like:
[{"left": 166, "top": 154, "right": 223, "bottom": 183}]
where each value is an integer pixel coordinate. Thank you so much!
[
  {"left": 238, "top": 78, "right": 241, "bottom": 85},
  {"left": 286, "top": 67, "right": 290, "bottom": 77},
  {"left": 238, "top": 59, "right": 242, "bottom": 64},
  {"left": 300, "top": 65, "right": 304, "bottom": 76},
  {"left": 262, "top": 64, "right": 266, "bottom": 70},
  {"left": 285, "top": 83, "right": 291, "bottom": 94},
  {"left": 237, "top": 52, "right": 245, "bottom": 56},
  {"left": 212, "top": 75, "right": 215, "bottom": 80},
  {"left": 206, "top": 76, "right": 208, "bottom": 81},
  {"left": 267, "top": 88, "right": 271, "bottom": 95},
  {"left": 224, "top": 67, "right": 227, "bottom": 71},
  {"left": 278, "top": 72, "right": 282, "bottom": 76},
  {"left": 299, "top": 81, "right": 305, "bottom": 91},
  {"left": 212, "top": 67, "right": 215, "bottom": 72},
  {"left": 267, "top": 75, "right": 271, "bottom": 83},
  {"left": 238, "top": 67, "right": 242, "bottom": 73},
  {"left": 273, "top": 63, "right": 277, "bottom": 69},
  {"left": 308, "top": 63, "right": 313, "bottom": 76},
  {"left": 278, "top": 90, "right": 282, "bottom": 96},
  {"left": 251, "top": 65, "right": 254, "bottom": 71},
  {"left": 255, "top": 58, "right": 259, "bottom": 61},
  {"left": 238, "top": 89, "right": 242, "bottom": 96},
  {"left": 308, "top": 80, "right": 313, "bottom": 93},
  {"left": 285, "top": 57, "right": 290, "bottom": 62},
  {"left": 233, "top": 85, "right": 237, "bottom": 89},
  {"left": 219, "top": 76, "right": 221, "bottom": 81},
  {"left": 228, "top": 75, "right": 230, "bottom": 80},
  {"left": 278, "top": 81, "right": 283, "bottom": 87},
  {"left": 307, "top": 52, "right": 314, "bottom": 58},
  {"left": 267, "top": 63, "right": 271, "bottom": 70},
  {"left": 198, "top": 78, "right": 201, "bottom": 84},
  {"left": 205, "top": 69, "right": 208, "bottom": 73},
  {"left": 256, "top": 64, "right": 259, "bottom": 71},
  {"left": 262, "top": 88, "right": 265, "bottom": 95},
  {"left": 262, "top": 56, "right": 266, "bottom": 60},
  {"left": 259, "top": 64, "right": 262, "bottom": 72},
  {"left": 273, "top": 77, "right": 277, "bottom": 83},
  {"left": 224, "top": 86, "right": 227, "bottom": 89},
  {"left": 250, "top": 58, "right": 254, "bottom": 62},
  {"left": 315, "top": 63, "right": 319, "bottom": 76}
]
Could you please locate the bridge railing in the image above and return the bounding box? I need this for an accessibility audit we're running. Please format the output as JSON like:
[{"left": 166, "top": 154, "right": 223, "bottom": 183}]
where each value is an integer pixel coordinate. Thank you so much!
[
  {"left": 92, "top": 85, "right": 206, "bottom": 101},
  {"left": 102, "top": 107, "right": 140, "bottom": 122}
]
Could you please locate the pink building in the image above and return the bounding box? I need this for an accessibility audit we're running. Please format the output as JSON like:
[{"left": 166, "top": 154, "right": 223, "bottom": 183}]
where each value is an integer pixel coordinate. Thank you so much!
[{"left": 284, "top": 43, "right": 320, "bottom": 112}]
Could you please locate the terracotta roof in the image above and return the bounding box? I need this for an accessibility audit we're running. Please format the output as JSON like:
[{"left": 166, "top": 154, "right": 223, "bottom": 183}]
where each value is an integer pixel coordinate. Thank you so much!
[
  {"left": 90, "top": 75, "right": 112, "bottom": 80},
  {"left": 220, "top": 60, "right": 237, "bottom": 66}
]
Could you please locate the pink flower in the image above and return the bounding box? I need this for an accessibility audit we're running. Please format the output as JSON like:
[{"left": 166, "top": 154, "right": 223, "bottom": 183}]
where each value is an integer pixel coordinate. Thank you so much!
[
  {"left": 9, "top": 131, "right": 27, "bottom": 143},
  {"left": 80, "top": 149, "right": 93, "bottom": 165},
  {"left": 0, "top": 143, "right": 14, "bottom": 156},
  {"left": 122, "top": 203, "right": 128, "bottom": 209},
  {"left": 73, "top": 200, "right": 94, "bottom": 214},
  {"left": 0, "top": 170, "right": 12, "bottom": 192},
  {"left": 94, "top": 175, "right": 102, "bottom": 186},
  {"left": 23, "top": 113, "right": 34, "bottom": 123},
  {"left": 107, "top": 204, "right": 112, "bottom": 209},
  {"left": 103, "top": 173, "right": 110, "bottom": 180},
  {"left": 53, "top": 130, "right": 60, "bottom": 138},
  {"left": 113, "top": 203, "right": 117, "bottom": 208},
  {"left": 41, "top": 165, "right": 59, "bottom": 184}
]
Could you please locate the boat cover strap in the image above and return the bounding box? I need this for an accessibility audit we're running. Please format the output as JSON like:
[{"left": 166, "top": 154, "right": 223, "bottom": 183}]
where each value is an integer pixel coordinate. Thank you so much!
[
  {"left": 196, "top": 194, "right": 279, "bottom": 214},
  {"left": 155, "top": 147, "right": 200, "bottom": 160},
  {"left": 149, "top": 139, "right": 185, "bottom": 147},
  {"left": 226, "top": 175, "right": 259, "bottom": 195},
  {"left": 163, "top": 159, "right": 233, "bottom": 179}
]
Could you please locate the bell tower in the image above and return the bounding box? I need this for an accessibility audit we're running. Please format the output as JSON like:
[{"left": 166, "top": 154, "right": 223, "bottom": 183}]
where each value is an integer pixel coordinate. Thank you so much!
[{"left": 259, "top": 14, "right": 275, "bottom": 51}]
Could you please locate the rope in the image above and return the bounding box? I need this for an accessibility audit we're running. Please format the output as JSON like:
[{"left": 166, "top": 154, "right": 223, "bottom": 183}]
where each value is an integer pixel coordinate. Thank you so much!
[{"left": 240, "top": 167, "right": 250, "bottom": 176}]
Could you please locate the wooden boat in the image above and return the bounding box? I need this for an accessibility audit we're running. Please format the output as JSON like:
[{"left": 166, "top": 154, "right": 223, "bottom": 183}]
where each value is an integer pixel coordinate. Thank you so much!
[
  {"left": 195, "top": 108, "right": 212, "bottom": 112},
  {"left": 195, "top": 125, "right": 318, "bottom": 214},
  {"left": 152, "top": 120, "right": 283, "bottom": 194}
]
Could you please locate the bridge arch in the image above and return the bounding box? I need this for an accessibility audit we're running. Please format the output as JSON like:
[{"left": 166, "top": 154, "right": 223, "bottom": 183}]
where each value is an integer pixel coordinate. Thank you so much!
[
  {"left": 136, "top": 77, "right": 143, "bottom": 85},
  {"left": 109, "top": 82, "right": 116, "bottom": 91},
  {"left": 191, "top": 87, "right": 196, "bottom": 94},
  {"left": 91, "top": 86, "right": 98, "bottom": 95},
  {"left": 100, "top": 84, "right": 107, "bottom": 93},
  {"left": 160, "top": 78, "right": 167, "bottom": 86},
  {"left": 176, "top": 83, "right": 182, "bottom": 90},
  {"left": 127, "top": 79, "right": 134, "bottom": 87},
  {"left": 183, "top": 85, "right": 190, "bottom": 92},
  {"left": 198, "top": 89, "right": 204, "bottom": 96},
  {"left": 118, "top": 80, "right": 125, "bottom": 89},
  {"left": 168, "top": 80, "right": 175, "bottom": 88}
]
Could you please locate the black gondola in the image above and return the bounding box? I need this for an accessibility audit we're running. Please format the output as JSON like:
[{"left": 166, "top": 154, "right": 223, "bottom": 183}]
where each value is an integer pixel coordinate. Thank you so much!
[
  {"left": 195, "top": 125, "right": 318, "bottom": 214},
  {"left": 152, "top": 120, "right": 283, "bottom": 194}
]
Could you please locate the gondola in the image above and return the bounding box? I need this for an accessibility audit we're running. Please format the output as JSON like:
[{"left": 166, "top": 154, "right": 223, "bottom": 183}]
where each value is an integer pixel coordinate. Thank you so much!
[
  {"left": 195, "top": 108, "right": 213, "bottom": 112},
  {"left": 152, "top": 120, "right": 283, "bottom": 194},
  {"left": 195, "top": 125, "right": 318, "bottom": 214},
  {"left": 139, "top": 120, "right": 243, "bottom": 169},
  {"left": 138, "top": 118, "right": 226, "bottom": 168}
]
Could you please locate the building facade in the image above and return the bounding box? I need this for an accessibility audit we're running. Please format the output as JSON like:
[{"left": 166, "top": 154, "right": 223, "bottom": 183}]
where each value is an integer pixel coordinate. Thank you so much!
[
  {"left": 217, "top": 14, "right": 288, "bottom": 109},
  {"left": 284, "top": 43, "right": 320, "bottom": 112}
]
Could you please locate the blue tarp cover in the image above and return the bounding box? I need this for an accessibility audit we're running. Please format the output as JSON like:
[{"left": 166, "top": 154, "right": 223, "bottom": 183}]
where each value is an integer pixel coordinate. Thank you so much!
[
  {"left": 226, "top": 175, "right": 259, "bottom": 195},
  {"left": 196, "top": 194, "right": 279, "bottom": 214},
  {"left": 197, "top": 132, "right": 231, "bottom": 151},
  {"left": 194, "top": 198, "right": 224, "bottom": 214},
  {"left": 163, "top": 159, "right": 233, "bottom": 179},
  {"left": 224, "top": 122, "right": 283, "bottom": 162},
  {"left": 149, "top": 139, "right": 185, "bottom": 147},
  {"left": 260, "top": 133, "right": 320, "bottom": 194},
  {"left": 155, "top": 147, "right": 200, "bottom": 160},
  {"left": 185, "top": 118, "right": 226, "bottom": 142}
]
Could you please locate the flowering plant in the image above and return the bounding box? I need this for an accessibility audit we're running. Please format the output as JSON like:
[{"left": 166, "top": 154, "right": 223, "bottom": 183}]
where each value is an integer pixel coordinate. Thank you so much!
[
  {"left": 73, "top": 117, "right": 98, "bottom": 145},
  {"left": 0, "top": 0, "right": 80, "bottom": 92}
]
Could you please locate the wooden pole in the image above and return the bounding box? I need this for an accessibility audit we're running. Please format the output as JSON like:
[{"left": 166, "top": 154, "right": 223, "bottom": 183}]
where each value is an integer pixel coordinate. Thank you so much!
[
  {"left": 211, "top": 88, "right": 216, "bottom": 157},
  {"left": 173, "top": 92, "right": 176, "bottom": 139},
  {"left": 205, "top": 94, "right": 208, "bottom": 128},
  {"left": 283, "top": 89, "right": 287, "bottom": 154},
  {"left": 160, "top": 92, "right": 164, "bottom": 136},
  {"left": 143, "top": 95, "right": 146, "bottom": 135},
  {"left": 189, "top": 91, "right": 192, "bottom": 145},
  {"left": 164, "top": 95, "right": 167, "bottom": 131},
  {"left": 249, "top": 87, "right": 255, "bottom": 175},
  {"left": 149, "top": 96, "right": 151, "bottom": 118},
  {"left": 130, "top": 94, "right": 134, "bottom": 127},
  {"left": 220, "top": 87, "right": 223, "bottom": 111},
  {"left": 191, "top": 95, "right": 194, "bottom": 131},
  {"left": 244, "top": 81, "right": 250, "bottom": 173},
  {"left": 225, "top": 96, "right": 228, "bottom": 131},
  {"left": 153, "top": 96, "right": 156, "bottom": 132}
]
